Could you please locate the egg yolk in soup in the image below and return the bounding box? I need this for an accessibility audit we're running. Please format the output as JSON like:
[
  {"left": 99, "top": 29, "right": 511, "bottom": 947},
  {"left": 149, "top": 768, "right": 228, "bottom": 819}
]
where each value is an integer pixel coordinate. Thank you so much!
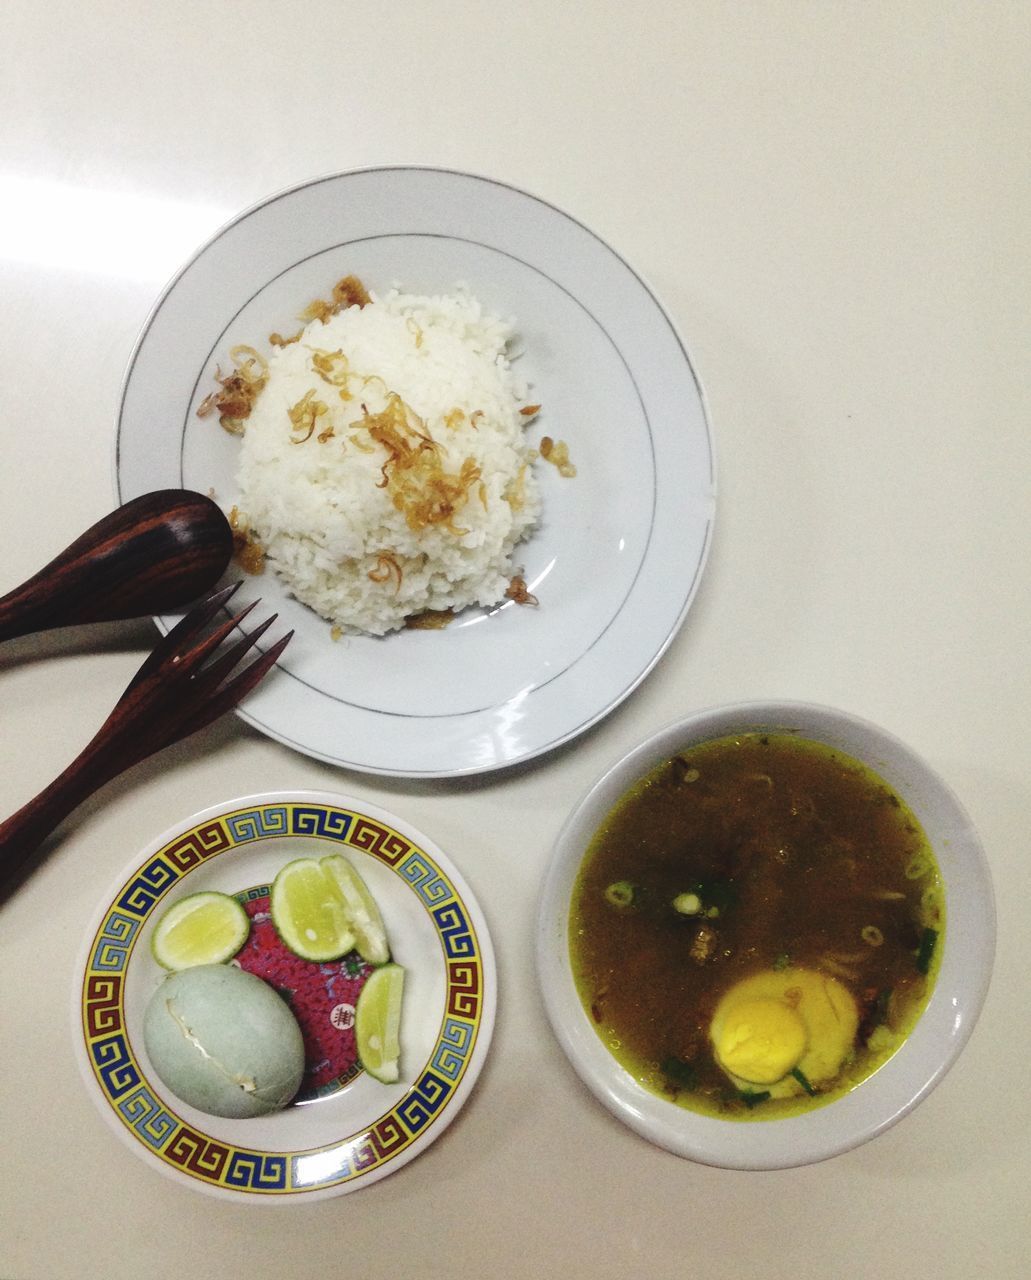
[
  {"left": 709, "top": 968, "right": 858, "bottom": 1096},
  {"left": 569, "top": 733, "right": 944, "bottom": 1119}
]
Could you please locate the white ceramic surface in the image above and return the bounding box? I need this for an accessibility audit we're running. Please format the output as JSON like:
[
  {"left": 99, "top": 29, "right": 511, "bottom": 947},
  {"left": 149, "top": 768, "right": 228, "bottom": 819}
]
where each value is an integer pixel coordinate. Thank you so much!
[
  {"left": 6, "top": 8, "right": 1026, "bottom": 1276},
  {"left": 115, "top": 167, "right": 715, "bottom": 778},
  {"left": 74, "top": 791, "right": 496, "bottom": 1201},
  {"left": 536, "top": 701, "right": 996, "bottom": 1170}
]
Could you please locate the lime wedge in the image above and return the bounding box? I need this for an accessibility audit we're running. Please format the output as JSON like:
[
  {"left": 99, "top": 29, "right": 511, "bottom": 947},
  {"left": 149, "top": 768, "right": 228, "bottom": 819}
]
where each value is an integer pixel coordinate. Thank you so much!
[
  {"left": 270, "top": 858, "right": 356, "bottom": 961},
  {"left": 151, "top": 892, "right": 250, "bottom": 970},
  {"left": 355, "top": 963, "right": 405, "bottom": 1083},
  {"left": 321, "top": 855, "right": 391, "bottom": 966}
]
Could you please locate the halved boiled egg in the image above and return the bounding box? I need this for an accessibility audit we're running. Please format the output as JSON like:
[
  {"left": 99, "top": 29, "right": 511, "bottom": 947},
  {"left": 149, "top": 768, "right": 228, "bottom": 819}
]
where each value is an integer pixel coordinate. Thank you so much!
[{"left": 710, "top": 968, "right": 859, "bottom": 1097}]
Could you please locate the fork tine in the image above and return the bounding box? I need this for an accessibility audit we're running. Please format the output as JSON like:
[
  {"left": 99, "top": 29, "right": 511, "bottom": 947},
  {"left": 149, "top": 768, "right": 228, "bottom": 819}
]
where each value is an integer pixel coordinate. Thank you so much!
[
  {"left": 190, "top": 612, "right": 279, "bottom": 691},
  {"left": 161, "top": 580, "right": 242, "bottom": 646},
  {"left": 173, "top": 630, "right": 293, "bottom": 739},
  {"left": 169, "top": 598, "right": 261, "bottom": 674},
  {"left": 127, "top": 581, "right": 242, "bottom": 690}
]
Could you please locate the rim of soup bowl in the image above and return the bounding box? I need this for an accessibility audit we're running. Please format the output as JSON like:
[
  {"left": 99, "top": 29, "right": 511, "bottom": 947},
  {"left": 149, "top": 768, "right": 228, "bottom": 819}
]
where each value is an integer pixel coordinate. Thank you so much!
[{"left": 535, "top": 699, "right": 996, "bottom": 1170}]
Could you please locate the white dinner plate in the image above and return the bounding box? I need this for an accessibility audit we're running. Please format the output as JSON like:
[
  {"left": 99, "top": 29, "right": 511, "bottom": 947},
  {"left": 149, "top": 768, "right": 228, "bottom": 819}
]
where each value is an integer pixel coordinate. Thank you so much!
[
  {"left": 115, "top": 167, "right": 715, "bottom": 776},
  {"left": 74, "top": 791, "right": 496, "bottom": 1201}
]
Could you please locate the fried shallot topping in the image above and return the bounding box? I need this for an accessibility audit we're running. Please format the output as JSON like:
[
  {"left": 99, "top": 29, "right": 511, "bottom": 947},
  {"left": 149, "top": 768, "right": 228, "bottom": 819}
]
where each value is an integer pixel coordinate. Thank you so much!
[
  {"left": 298, "top": 297, "right": 336, "bottom": 325},
  {"left": 520, "top": 403, "right": 542, "bottom": 417},
  {"left": 196, "top": 345, "right": 269, "bottom": 434},
  {"left": 298, "top": 275, "right": 373, "bottom": 326},
  {"left": 227, "top": 506, "right": 266, "bottom": 575},
  {"left": 367, "top": 552, "right": 403, "bottom": 593},
  {"left": 199, "top": 277, "right": 372, "bottom": 429},
  {"left": 539, "top": 436, "right": 577, "bottom": 478},
  {"left": 333, "top": 275, "right": 372, "bottom": 309},
  {"left": 308, "top": 347, "right": 356, "bottom": 402},
  {"left": 288, "top": 389, "right": 330, "bottom": 444},
  {"left": 689, "top": 924, "right": 718, "bottom": 964},
  {"left": 405, "top": 608, "right": 456, "bottom": 630},
  {"left": 310, "top": 348, "right": 351, "bottom": 387},
  {"left": 503, "top": 463, "right": 530, "bottom": 513},
  {"left": 357, "top": 394, "right": 482, "bottom": 534},
  {"left": 505, "top": 575, "right": 538, "bottom": 606}
]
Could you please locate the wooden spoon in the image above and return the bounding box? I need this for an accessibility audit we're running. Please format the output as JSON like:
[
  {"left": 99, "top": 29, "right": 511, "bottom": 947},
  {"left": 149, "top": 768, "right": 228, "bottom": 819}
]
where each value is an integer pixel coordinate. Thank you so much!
[{"left": 0, "top": 490, "right": 235, "bottom": 643}]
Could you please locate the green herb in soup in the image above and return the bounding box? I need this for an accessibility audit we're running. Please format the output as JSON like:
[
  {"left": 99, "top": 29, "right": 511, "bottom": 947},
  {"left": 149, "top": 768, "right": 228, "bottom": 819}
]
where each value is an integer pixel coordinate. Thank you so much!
[{"left": 569, "top": 733, "right": 944, "bottom": 1120}]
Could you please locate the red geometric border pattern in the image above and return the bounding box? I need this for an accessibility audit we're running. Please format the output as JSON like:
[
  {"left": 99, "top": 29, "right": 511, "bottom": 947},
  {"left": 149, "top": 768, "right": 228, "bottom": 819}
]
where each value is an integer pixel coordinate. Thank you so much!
[{"left": 85, "top": 974, "right": 123, "bottom": 1037}]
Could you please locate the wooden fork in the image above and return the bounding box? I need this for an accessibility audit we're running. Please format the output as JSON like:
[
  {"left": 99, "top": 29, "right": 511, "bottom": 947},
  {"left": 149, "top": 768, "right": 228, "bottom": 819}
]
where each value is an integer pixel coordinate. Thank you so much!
[{"left": 0, "top": 582, "right": 291, "bottom": 898}]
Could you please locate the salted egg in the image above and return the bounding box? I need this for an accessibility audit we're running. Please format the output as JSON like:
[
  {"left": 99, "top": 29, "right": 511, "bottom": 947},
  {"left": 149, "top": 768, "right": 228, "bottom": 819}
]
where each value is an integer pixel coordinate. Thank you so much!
[
  {"left": 710, "top": 967, "right": 859, "bottom": 1097},
  {"left": 143, "top": 964, "right": 305, "bottom": 1119}
]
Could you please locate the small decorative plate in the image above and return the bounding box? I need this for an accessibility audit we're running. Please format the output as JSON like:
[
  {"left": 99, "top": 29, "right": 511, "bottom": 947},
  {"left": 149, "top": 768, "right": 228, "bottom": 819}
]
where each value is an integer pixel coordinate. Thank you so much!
[
  {"left": 115, "top": 166, "right": 716, "bottom": 777},
  {"left": 74, "top": 792, "right": 495, "bottom": 1200}
]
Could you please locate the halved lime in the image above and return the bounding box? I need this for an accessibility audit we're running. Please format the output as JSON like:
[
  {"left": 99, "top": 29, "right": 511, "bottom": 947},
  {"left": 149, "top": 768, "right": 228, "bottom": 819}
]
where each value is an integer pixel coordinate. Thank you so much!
[
  {"left": 355, "top": 962, "right": 405, "bottom": 1083},
  {"left": 150, "top": 892, "right": 250, "bottom": 970},
  {"left": 270, "top": 858, "right": 356, "bottom": 962},
  {"left": 321, "top": 855, "right": 391, "bottom": 966}
]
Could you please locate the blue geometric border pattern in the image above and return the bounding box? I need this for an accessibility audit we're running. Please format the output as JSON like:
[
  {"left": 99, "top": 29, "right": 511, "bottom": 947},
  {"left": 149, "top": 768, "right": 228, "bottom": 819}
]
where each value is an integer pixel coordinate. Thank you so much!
[
  {"left": 291, "top": 806, "right": 353, "bottom": 841},
  {"left": 225, "top": 1152, "right": 288, "bottom": 1190},
  {"left": 432, "top": 900, "right": 476, "bottom": 959},
  {"left": 236, "top": 883, "right": 271, "bottom": 904},
  {"left": 226, "top": 806, "right": 289, "bottom": 842},
  {"left": 91, "top": 1034, "right": 140, "bottom": 1100},
  {"left": 116, "top": 1085, "right": 178, "bottom": 1149},
  {"left": 432, "top": 1017, "right": 475, "bottom": 1081},
  {"left": 396, "top": 1070, "right": 451, "bottom": 1133},
  {"left": 116, "top": 857, "right": 178, "bottom": 917},
  {"left": 90, "top": 911, "right": 141, "bottom": 973},
  {"left": 83, "top": 800, "right": 485, "bottom": 1194},
  {"left": 291, "top": 1144, "right": 353, "bottom": 1189},
  {"left": 397, "top": 850, "right": 453, "bottom": 907}
]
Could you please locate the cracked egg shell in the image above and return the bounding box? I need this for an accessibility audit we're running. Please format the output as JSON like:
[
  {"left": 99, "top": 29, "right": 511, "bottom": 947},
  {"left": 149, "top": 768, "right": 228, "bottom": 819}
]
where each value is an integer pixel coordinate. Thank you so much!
[{"left": 143, "top": 963, "right": 305, "bottom": 1119}]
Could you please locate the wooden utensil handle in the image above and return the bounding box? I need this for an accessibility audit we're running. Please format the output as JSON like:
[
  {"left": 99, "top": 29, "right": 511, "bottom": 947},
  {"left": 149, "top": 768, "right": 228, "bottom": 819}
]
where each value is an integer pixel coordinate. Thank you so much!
[
  {"left": 0, "top": 490, "right": 233, "bottom": 643},
  {"left": 0, "top": 739, "right": 128, "bottom": 898}
]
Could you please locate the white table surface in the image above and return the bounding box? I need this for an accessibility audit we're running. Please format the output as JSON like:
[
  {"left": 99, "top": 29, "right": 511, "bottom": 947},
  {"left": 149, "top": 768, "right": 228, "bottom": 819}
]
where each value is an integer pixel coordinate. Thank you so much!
[{"left": 1, "top": 3, "right": 1027, "bottom": 1277}]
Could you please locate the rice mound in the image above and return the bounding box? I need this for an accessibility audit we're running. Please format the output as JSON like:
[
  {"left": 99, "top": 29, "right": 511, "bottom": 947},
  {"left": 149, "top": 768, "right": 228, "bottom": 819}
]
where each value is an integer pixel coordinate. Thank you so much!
[{"left": 235, "top": 287, "right": 541, "bottom": 636}]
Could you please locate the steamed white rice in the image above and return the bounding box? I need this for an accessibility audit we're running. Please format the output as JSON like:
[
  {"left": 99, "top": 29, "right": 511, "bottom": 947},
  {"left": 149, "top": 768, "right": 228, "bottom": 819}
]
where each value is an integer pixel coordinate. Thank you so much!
[{"left": 235, "top": 286, "right": 541, "bottom": 636}]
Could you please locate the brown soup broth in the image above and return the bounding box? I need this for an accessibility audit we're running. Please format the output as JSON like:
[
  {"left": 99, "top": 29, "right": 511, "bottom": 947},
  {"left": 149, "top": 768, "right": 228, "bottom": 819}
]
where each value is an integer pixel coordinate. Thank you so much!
[{"left": 569, "top": 733, "right": 944, "bottom": 1118}]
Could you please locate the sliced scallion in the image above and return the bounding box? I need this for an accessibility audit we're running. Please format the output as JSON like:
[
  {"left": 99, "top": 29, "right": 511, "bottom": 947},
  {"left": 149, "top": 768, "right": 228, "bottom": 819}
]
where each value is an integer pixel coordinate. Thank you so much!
[
  {"left": 604, "top": 881, "right": 635, "bottom": 909},
  {"left": 660, "top": 1056, "right": 699, "bottom": 1090},
  {"left": 790, "top": 1066, "right": 817, "bottom": 1096},
  {"left": 915, "top": 926, "right": 939, "bottom": 974},
  {"left": 873, "top": 986, "right": 892, "bottom": 1023}
]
